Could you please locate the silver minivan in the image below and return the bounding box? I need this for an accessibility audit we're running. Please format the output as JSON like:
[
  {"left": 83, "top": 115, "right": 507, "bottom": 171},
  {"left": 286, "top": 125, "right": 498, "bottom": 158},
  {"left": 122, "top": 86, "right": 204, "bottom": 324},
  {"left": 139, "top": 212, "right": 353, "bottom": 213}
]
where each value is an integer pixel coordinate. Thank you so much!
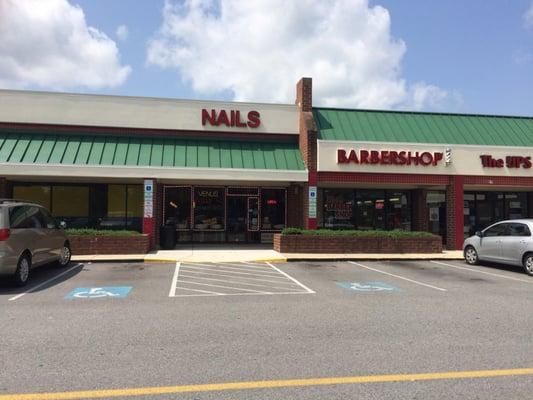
[
  {"left": 0, "top": 200, "right": 71, "bottom": 286},
  {"left": 463, "top": 219, "right": 533, "bottom": 276}
]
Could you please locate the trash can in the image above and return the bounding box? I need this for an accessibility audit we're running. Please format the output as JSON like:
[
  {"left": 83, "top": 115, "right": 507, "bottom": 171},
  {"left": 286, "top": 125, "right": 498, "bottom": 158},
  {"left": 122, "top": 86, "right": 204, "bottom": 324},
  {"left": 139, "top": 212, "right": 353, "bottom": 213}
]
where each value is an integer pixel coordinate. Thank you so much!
[{"left": 159, "top": 223, "right": 177, "bottom": 249}]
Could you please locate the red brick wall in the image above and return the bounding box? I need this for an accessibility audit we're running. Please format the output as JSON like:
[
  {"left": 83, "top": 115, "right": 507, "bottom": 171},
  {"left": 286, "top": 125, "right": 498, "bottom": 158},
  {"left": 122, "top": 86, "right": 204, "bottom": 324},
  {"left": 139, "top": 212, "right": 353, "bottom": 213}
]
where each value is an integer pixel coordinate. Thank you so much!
[
  {"left": 68, "top": 235, "right": 150, "bottom": 255},
  {"left": 274, "top": 234, "right": 442, "bottom": 254},
  {"left": 287, "top": 184, "right": 304, "bottom": 228},
  {"left": 412, "top": 189, "right": 429, "bottom": 232},
  {"left": 446, "top": 176, "right": 464, "bottom": 250}
]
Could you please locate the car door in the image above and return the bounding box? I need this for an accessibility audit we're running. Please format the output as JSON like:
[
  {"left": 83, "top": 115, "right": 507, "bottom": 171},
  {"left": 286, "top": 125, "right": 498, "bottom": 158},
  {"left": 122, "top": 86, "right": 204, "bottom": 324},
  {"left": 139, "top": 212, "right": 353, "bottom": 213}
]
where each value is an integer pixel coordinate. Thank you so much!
[
  {"left": 500, "top": 223, "right": 531, "bottom": 265},
  {"left": 478, "top": 223, "right": 509, "bottom": 262},
  {"left": 38, "top": 207, "right": 64, "bottom": 260},
  {"left": 25, "top": 206, "right": 51, "bottom": 265}
]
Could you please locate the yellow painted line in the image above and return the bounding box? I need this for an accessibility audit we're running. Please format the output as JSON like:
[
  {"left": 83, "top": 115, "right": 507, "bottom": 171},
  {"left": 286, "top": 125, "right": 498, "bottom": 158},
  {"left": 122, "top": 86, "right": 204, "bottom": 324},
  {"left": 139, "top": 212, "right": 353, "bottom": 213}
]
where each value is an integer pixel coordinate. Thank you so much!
[{"left": 1, "top": 368, "right": 533, "bottom": 400}]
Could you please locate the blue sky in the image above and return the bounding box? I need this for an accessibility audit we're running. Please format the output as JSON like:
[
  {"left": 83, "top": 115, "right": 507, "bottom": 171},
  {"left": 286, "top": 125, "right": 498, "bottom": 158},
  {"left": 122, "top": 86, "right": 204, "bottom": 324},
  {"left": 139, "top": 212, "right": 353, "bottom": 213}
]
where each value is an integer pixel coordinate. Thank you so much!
[{"left": 0, "top": 0, "right": 532, "bottom": 116}]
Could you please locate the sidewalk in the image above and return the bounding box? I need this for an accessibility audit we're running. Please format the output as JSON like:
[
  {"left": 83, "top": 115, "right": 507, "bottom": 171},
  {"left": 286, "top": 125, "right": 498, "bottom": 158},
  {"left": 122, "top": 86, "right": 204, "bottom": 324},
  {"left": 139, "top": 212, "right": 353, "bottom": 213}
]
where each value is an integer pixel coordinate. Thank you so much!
[{"left": 72, "top": 244, "right": 464, "bottom": 263}]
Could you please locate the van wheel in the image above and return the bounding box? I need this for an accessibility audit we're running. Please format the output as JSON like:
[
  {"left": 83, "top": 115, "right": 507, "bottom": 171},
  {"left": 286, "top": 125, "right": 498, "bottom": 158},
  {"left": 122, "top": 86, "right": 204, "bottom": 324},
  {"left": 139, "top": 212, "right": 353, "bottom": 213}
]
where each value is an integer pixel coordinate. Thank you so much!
[
  {"left": 522, "top": 254, "right": 533, "bottom": 276},
  {"left": 57, "top": 243, "right": 71, "bottom": 268},
  {"left": 13, "top": 254, "right": 31, "bottom": 286},
  {"left": 464, "top": 246, "right": 479, "bottom": 265}
]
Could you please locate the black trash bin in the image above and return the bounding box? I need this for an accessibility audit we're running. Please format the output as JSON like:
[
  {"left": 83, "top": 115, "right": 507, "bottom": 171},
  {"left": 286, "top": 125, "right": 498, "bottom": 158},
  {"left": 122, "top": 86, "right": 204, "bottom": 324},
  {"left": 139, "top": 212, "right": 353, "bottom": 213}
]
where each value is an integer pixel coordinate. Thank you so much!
[{"left": 159, "top": 223, "right": 177, "bottom": 249}]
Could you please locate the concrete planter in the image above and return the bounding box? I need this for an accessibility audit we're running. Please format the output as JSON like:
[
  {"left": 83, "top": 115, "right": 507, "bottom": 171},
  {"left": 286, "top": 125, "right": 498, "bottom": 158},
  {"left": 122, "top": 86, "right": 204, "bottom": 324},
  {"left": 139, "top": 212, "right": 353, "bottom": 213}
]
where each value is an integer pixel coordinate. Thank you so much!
[
  {"left": 273, "top": 233, "right": 442, "bottom": 254},
  {"left": 68, "top": 234, "right": 150, "bottom": 255}
]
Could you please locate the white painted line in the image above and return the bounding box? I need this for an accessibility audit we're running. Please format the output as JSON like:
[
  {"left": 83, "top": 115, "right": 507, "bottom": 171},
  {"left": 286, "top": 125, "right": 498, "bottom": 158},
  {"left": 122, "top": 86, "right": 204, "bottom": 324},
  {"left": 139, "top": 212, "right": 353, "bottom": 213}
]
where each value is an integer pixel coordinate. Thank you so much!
[
  {"left": 174, "top": 286, "right": 224, "bottom": 295},
  {"left": 266, "top": 262, "right": 316, "bottom": 294},
  {"left": 194, "top": 263, "right": 281, "bottom": 275},
  {"left": 431, "top": 261, "right": 533, "bottom": 284},
  {"left": 8, "top": 263, "right": 83, "bottom": 302},
  {"left": 348, "top": 261, "right": 447, "bottom": 292},
  {"left": 178, "top": 280, "right": 272, "bottom": 294},
  {"left": 172, "top": 291, "right": 313, "bottom": 298},
  {"left": 178, "top": 274, "right": 309, "bottom": 292},
  {"left": 177, "top": 269, "right": 301, "bottom": 286},
  {"left": 180, "top": 265, "right": 289, "bottom": 279},
  {"left": 168, "top": 262, "right": 181, "bottom": 297}
]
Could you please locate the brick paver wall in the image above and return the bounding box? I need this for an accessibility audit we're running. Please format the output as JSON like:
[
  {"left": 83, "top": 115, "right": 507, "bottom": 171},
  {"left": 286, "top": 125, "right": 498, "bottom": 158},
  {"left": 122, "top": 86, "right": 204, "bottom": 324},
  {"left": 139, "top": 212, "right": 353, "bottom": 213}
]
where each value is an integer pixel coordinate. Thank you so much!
[{"left": 69, "top": 235, "right": 150, "bottom": 255}]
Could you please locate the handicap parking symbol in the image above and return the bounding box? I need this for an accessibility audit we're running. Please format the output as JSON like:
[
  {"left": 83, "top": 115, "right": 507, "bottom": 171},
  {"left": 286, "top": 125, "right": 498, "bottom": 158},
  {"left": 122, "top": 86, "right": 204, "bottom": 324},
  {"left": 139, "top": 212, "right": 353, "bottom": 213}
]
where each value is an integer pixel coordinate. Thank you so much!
[
  {"left": 338, "top": 281, "right": 398, "bottom": 292},
  {"left": 65, "top": 287, "right": 132, "bottom": 299}
]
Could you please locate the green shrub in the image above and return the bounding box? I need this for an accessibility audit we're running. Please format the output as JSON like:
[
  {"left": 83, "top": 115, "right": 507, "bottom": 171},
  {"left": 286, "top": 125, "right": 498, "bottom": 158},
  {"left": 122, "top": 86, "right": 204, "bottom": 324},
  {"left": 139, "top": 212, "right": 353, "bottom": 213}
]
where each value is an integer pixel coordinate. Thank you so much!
[
  {"left": 281, "top": 228, "right": 436, "bottom": 238},
  {"left": 66, "top": 229, "right": 141, "bottom": 236}
]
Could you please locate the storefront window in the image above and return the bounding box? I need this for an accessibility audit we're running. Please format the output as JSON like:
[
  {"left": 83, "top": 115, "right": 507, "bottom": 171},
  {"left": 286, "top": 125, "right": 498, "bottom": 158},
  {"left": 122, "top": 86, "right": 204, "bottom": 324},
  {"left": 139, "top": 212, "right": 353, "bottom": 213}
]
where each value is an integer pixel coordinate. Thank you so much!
[
  {"left": 194, "top": 186, "right": 225, "bottom": 226},
  {"left": 52, "top": 186, "right": 89, "bottom": 228},
  {"left": 261, "top": 188, "right": 286, "bottom": 230},
  {"left": 13, "top": 186, "right": 51, "bottom": 209},
  {"left": 323, "top": 189, "right": 355, "bottom": 228},
  {"left": 355, "top": 190, "right": 385, "bottom": 230},
  {"left": 164, "top": 187, "right": 192, "bottom": 229},
  {"left": 386, "top": 191, "right": 411, "bottom": 230}
]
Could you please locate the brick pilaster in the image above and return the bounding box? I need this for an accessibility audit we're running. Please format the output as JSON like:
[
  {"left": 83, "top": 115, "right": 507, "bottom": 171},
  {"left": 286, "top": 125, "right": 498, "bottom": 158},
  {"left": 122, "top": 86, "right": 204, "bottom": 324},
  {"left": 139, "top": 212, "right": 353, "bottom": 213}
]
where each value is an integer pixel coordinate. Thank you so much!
[
  {"left": 296, "top": 77, "right": 318, "bottom": 229},
  {"left": 287, "top": 184, "right": 304, "bottom": 228},
  {"left": 446, "top": 176, "right": 464, "bottom": 250},
  {"left": 0, "top": 177, "right": 12, "bottom": 198},
  {"left": 412, "top": 189, "right": 429, "bottom": 232}
]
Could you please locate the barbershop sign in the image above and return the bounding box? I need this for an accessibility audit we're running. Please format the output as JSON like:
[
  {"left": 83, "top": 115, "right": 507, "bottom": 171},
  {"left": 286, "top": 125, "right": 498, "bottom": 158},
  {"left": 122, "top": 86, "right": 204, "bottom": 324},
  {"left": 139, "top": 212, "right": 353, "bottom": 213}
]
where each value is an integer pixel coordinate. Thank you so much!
[{"left": 337, "top": 149, "right": 445, "bottom": 167}]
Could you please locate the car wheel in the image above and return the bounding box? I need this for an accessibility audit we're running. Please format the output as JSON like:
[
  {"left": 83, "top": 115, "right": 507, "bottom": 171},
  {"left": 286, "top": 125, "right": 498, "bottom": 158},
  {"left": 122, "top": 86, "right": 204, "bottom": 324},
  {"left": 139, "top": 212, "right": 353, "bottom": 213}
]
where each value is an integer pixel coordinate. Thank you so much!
[
  {"left": 522, "top": 254, "right": 533, "bottom": 276},
  {"left": 13, "top": 254, "right": 31, "bottom": 286},
  {"left": 57, "top": 243, "right": 71, "bottom": 268},
  {"left": 464, "top": 246, "right": 479, "bottom": 265}
]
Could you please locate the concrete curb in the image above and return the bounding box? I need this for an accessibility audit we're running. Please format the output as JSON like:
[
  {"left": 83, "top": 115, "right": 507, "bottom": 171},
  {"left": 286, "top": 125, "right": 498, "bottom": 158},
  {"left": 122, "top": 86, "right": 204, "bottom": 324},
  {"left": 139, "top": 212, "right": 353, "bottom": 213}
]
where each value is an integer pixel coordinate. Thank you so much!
[
  {"left": 74, "top": 257, "right": 289, "bottom": 264},
  {"left": 285, "top": 256, "right": 464, "bottom": 262}
]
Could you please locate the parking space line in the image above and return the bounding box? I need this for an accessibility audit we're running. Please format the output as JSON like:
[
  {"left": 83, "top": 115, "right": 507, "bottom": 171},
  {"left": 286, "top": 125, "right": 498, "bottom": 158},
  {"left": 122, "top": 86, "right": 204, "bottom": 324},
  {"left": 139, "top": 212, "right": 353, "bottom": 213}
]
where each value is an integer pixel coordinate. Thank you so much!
[
  {"left": 177, "top": 269, "right": 302, "bottom": 286},
  {"left": 180, "top": 265, "right": 289, "bottom": 279},
  {"left": 179, "top": 274, "right": 308, "bottom": 292},
  {"left": 195, "top": 264, "right": 281, "bottom": 274},
  {"left": 8, "top": 263, "right": 83, "bottom": 302},
  {"left": 266, "top": 262, "right": 316, "bottom": 293},
  {"left": 431, "top": 261, "right": 533, "bottom": 283},
  {"left": 348, "top": 261, "right": 447, "bottom": 292},
  {"left": 178, "top": 280, "right": 273, "bottom": 294},
  {"left": 174, "top": 286, "right": 223, "bottom": 295},
  {"left": 168, "top": 262, "right": 181, "bottom": 297}
]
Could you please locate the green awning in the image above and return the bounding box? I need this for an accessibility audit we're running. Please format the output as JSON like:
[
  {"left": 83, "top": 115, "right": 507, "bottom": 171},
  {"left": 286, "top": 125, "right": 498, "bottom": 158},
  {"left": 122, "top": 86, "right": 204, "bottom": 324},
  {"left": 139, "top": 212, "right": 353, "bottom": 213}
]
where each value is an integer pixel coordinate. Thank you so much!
[
  {"left": 314, "top": 108, "right": 533, "bottom": 146},
  {"left": 0, "top": 131, "right": 305, "bottom": 171}
]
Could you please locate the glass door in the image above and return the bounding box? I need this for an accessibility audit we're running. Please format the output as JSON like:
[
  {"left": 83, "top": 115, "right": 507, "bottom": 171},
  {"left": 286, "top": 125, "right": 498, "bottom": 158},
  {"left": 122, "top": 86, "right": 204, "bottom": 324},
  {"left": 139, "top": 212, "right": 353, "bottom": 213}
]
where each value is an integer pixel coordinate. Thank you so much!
[{"left": 227, "top": 197, "right": 247, "bottom": 242}]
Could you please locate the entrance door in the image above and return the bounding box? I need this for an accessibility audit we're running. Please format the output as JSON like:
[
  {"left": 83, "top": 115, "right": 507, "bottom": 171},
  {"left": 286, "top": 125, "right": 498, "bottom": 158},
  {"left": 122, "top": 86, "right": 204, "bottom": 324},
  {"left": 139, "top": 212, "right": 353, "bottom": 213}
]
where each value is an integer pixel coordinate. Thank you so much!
[{"left": 227, "top": 197, "right": 260, "bottom": 243}]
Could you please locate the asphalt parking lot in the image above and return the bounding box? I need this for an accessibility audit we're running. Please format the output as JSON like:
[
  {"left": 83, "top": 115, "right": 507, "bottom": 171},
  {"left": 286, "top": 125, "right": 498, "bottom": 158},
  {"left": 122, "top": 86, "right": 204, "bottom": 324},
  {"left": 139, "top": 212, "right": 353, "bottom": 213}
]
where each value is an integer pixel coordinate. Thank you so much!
[{"left": 1, "top": 259, "right": 533, "bottom": 399}]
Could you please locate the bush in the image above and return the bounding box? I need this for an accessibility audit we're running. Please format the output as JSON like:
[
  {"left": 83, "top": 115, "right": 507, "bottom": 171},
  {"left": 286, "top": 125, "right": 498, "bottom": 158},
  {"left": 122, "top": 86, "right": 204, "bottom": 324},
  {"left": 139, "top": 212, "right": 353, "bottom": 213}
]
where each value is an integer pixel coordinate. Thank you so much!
[
  {"left": 281, "top": 228, "right": 435, "bottom": 238},
  {"left": 66, "top": 229, "right": 141, "bottom": 236}
]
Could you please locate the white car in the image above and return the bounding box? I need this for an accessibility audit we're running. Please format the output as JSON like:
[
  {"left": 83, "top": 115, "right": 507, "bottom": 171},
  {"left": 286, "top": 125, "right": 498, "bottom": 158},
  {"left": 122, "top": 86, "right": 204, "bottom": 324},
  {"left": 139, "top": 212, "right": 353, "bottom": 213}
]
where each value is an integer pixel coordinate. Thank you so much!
[{"left": 463, "top": 219, "right": 533, "bottom": 276}]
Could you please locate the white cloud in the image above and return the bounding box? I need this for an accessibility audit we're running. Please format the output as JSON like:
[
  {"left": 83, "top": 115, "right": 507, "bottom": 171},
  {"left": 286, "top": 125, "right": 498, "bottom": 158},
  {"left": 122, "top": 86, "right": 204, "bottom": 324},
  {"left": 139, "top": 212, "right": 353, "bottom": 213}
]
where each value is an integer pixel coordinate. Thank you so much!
[
  {"left": 0, "top": 0, "right": 131, "bottom": 90},
  {"left": 524, "top": 1, "right": 533, "bottom": 28},
  {"left": 116, "top": 24, "right": 129, "bottom": 41},
  {"left": 147, "top": 0, "right": 457, "bottom": 111}
]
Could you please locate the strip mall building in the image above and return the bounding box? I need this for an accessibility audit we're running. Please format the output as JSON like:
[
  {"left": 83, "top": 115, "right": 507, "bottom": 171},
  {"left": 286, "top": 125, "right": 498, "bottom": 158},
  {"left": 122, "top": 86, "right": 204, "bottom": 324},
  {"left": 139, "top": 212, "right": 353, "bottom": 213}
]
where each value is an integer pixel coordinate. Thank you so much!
[{"left": 1, "top": 78, "right": 532, "bottom": 250}]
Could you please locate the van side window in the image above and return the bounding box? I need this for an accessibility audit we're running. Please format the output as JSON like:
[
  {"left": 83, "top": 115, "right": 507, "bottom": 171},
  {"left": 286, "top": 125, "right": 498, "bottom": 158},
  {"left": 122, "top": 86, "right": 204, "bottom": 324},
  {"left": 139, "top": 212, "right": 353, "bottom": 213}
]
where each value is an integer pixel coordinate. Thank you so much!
[
  {"left": 9, "top": 206, "right": 30, "bottom": 229},
  {"left": 39, "top": 208, "right": 57, "bottom": 229}
]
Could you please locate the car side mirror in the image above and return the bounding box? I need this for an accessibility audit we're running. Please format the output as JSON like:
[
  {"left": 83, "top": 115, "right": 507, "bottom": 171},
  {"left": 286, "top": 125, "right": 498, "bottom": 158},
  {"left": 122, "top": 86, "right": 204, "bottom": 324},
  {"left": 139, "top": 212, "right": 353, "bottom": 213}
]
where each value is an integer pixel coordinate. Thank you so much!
[
  {"left": 59, "top": 221, "right": 67, "bottom": 229},
  {"left": 475, "top": 231, "right": 483, "bottom": 238}
]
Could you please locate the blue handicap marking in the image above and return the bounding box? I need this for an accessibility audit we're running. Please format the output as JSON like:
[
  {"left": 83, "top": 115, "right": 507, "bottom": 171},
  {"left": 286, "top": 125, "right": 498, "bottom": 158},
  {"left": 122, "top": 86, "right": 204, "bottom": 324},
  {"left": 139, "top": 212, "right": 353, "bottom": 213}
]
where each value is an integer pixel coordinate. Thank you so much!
[
  {"left": 65, "top": 287, "right": 132, "bottom": 299},
  {"left": 338, "top": 281, "right": 399, "bottom": 292}
]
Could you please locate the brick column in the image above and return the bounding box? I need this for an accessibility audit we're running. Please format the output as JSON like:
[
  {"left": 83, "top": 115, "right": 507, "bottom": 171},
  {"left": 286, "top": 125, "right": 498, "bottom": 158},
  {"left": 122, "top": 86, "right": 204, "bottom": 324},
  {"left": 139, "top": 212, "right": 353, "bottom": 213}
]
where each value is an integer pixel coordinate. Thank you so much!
[
  {"left": 296, "top": 77, "right": 318, "bottom": 229},
  {"left": 287, "top": 184, "right": 303, "bottom": 228},
  {"left": 142, "top": 179, "right": 159, "bottom": 251},
  {"left": 446, "top": 176, "right": 464, "bottom": 250},
  {"left": 412, "top": 189, "right": 429, "bottom": 232}
]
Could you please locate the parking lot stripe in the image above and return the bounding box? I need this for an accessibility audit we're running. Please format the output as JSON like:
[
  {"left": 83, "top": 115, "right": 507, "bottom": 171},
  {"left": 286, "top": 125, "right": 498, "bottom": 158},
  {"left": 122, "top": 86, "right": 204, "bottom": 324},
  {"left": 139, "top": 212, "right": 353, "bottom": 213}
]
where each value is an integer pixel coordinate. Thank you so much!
[
  {"left": 177, "top": 280, "right": 273, "bottom": 294},
  {"left": 168, "top": 262, "right": 181, "bottom": 297},
  {"left": 173, "top": 286, "right": 223, "bottom": 295},
  {"left": 180, "top": 265, "right": 289, "bottom": 279},
  {"left": 3, "top": 367, "right": 533, "bottom": 399},
  {"left": 8, "top": 263, "right": 83, "bottom": 302},
  {"left": 348, "top": 261, "right": 448, "bottom": 292},
  {"left": 194, "top": 263, "right": 281, "bottom": 275},
  {"left": 431, "top": 261, "right": 533, "bottom": 283},
  {"left": 178, "top": 274, "right": 309, "bottom": 292},
  {"left": 266, "top": 262, "right": 316, "bottom": 294},
  {"left": 177, "top": 269, "right": 302, "bottom": 286}
]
